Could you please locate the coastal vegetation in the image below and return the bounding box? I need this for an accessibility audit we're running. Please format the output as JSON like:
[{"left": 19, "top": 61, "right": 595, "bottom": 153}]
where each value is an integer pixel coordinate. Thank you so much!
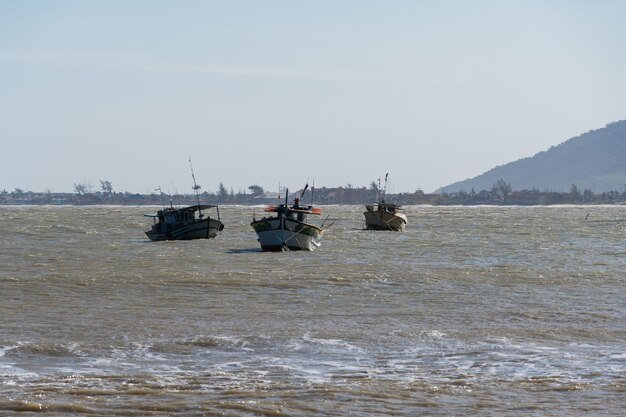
[{"left": 3, "top": 180, "right": 626, "bottom": 206}]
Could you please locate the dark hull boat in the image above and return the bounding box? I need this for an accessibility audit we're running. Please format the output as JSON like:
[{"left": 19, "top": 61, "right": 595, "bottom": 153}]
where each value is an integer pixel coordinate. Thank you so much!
[
  {"left": 145, "top": 204, "right": 224, "bottom": 241},
  {"left": 144, "top": 158, "right": 224, "bottom": 241}
]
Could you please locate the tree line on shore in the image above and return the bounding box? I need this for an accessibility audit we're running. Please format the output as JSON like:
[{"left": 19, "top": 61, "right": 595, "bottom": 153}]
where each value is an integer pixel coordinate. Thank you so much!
[{"left": 2, "top": 179, "right": 626, "bottom": 206}]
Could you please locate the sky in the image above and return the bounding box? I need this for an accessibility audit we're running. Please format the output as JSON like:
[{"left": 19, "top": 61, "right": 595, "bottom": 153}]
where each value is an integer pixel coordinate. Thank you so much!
[{"left": 2, "top": 0, "right": 626, "bottom": 195}]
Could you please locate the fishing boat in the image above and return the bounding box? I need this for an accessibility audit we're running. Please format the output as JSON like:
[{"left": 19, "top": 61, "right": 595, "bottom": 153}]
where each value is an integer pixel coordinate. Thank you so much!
[
  {"left": 364, "top": 173, "right": 407, "bottom": 231},
  {"left": 251, "top": 185, "right": 325, "bottom": 251},
  {"left": 145, "top": 204, "right": 224, "bottom": 241},
  {"left": 144, "top": 158, "right": 225, "bottom": 241}
]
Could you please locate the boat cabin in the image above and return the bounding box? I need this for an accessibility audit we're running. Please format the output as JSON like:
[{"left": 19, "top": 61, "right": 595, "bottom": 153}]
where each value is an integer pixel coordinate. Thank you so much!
[
  {"left": 262, "top": 197, "right": 322, "bottom": 223},
  {"left": 366, "top": 202, "right": 403, "bottom": 214},
  {"left": 146, "top": 204, "right": 216, "bottom": 226}
]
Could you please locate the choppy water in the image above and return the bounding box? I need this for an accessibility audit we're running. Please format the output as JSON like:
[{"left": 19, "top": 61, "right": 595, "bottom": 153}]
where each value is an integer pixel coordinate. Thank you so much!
[{"left": 1, "top": 205, "right": 625, "bottom": 416}]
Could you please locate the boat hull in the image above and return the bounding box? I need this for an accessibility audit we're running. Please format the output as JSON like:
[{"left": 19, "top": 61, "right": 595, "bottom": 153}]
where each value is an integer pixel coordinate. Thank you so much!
[
  {"left": 146, "top": 218, "right": 224, "bottom": 241},
  {"left": 251, "top": 217, "right": 323, "bottom": 251},
  {"left": 364, "top": 210, "right": 407, "bottom": 231}
]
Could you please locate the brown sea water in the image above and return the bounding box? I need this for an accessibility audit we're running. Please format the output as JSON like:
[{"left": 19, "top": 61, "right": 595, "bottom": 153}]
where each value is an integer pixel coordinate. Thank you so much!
[{"left": 1, "top": 205, "right": 625, "bottom": 416}]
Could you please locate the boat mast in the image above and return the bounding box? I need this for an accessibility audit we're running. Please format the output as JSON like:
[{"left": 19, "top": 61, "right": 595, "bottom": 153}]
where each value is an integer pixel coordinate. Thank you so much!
[
  {"left": 189, "top": 157, "right": 203, "bottom": 217},
  {"left": 382, "top": 173, "right": 388, "bottom": 202},
  {"left": 155, "top": 186, "right": 165, "bottom": 209},
  {"left": 300, "top": 180, "right": 309, "bottom": 200}
]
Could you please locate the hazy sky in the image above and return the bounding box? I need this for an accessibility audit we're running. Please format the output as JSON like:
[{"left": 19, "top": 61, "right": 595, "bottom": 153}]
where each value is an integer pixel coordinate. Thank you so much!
[{"left": 2, "top": 0, "right": 626, "bottom": 194}]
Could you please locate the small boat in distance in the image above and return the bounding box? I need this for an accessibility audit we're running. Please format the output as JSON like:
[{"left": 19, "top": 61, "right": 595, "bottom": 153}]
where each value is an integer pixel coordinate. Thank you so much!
[
  {"left": 251, "top": 184, "right": 325, "bottom": 251},
  {"left": 364, "top": 202, "right": 407, "bottom": 231},
  {"left": 144, "top": 158, "right": 225, "bottom": 241},
  {"left": 364, "top": 173, "right": 407, "bottom": 231}
]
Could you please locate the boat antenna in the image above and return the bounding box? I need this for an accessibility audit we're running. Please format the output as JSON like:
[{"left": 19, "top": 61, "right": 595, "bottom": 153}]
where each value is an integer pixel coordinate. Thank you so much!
[
  {"left": 310, "top": 180, "right": 315, "bottom": 207},
  {"left": 189, "top": 157, "right": 203, "bottom": 217},
  {"left": 382, "top": 173, "right": 389, "bottom": 202},
  {"left": 155, "top": 186, "right": 165, "bottom": 209},
  {"left": 284, "top": 188, "right": 289, "bottom": 210}
]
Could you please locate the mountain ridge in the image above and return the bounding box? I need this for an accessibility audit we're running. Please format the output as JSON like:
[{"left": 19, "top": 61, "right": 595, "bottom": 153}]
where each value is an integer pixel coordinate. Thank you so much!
[{"left": 437, "top": 120, "right": 626, "bottom": 193}]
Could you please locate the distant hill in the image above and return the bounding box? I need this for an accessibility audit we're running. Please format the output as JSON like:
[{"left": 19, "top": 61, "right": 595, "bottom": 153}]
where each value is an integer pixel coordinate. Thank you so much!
[{"left": 437, "top": 120, "right": 626, "bottom": 193}]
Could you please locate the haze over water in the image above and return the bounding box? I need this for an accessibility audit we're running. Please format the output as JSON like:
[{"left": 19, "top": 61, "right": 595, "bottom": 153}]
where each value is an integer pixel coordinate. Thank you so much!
[{"left": 1, "top": 205, "right": 625, "bottom": 416}]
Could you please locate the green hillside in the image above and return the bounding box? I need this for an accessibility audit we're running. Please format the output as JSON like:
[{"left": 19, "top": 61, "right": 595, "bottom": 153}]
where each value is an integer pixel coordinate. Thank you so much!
[{"left": 438, "top": 120, "right": 626, "bottom": 193}]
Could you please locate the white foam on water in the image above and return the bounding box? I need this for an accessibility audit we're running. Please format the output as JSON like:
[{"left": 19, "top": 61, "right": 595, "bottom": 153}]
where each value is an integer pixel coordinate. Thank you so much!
[
  {"left": 425, "top": 330, "right": 447, "bottom": 339},
  {"left": 7, "top": 331, "right": 619, "bottom": 391},
  {"left": 0, "top": 362, "right": 40, "bottom": 379},
  {"left": 301, "top": 333, "right": 366, "bottom": 354},
  {"left": 354, "top": 332, "right": 626, "bottom": 387},
  {"left": 608, "top": 352, "right": 626, "bottom": 360}
]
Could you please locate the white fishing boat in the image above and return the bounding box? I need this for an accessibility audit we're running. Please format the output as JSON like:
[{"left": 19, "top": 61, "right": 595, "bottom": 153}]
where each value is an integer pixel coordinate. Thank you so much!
[
  {"left": 364, "top": 173, "right": 407, "bottom": 231},
  {"left": 251, "top": 185, "right": 325, "bottom": 251},
  {"left": 144, "top": 158, "right": 224, "bottom": 241}
]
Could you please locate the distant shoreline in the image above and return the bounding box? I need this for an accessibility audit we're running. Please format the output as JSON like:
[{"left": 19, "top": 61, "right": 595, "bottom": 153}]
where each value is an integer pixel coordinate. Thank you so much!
[{"left": 2, "top": 187, "right": 626, "bottom": 207}]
